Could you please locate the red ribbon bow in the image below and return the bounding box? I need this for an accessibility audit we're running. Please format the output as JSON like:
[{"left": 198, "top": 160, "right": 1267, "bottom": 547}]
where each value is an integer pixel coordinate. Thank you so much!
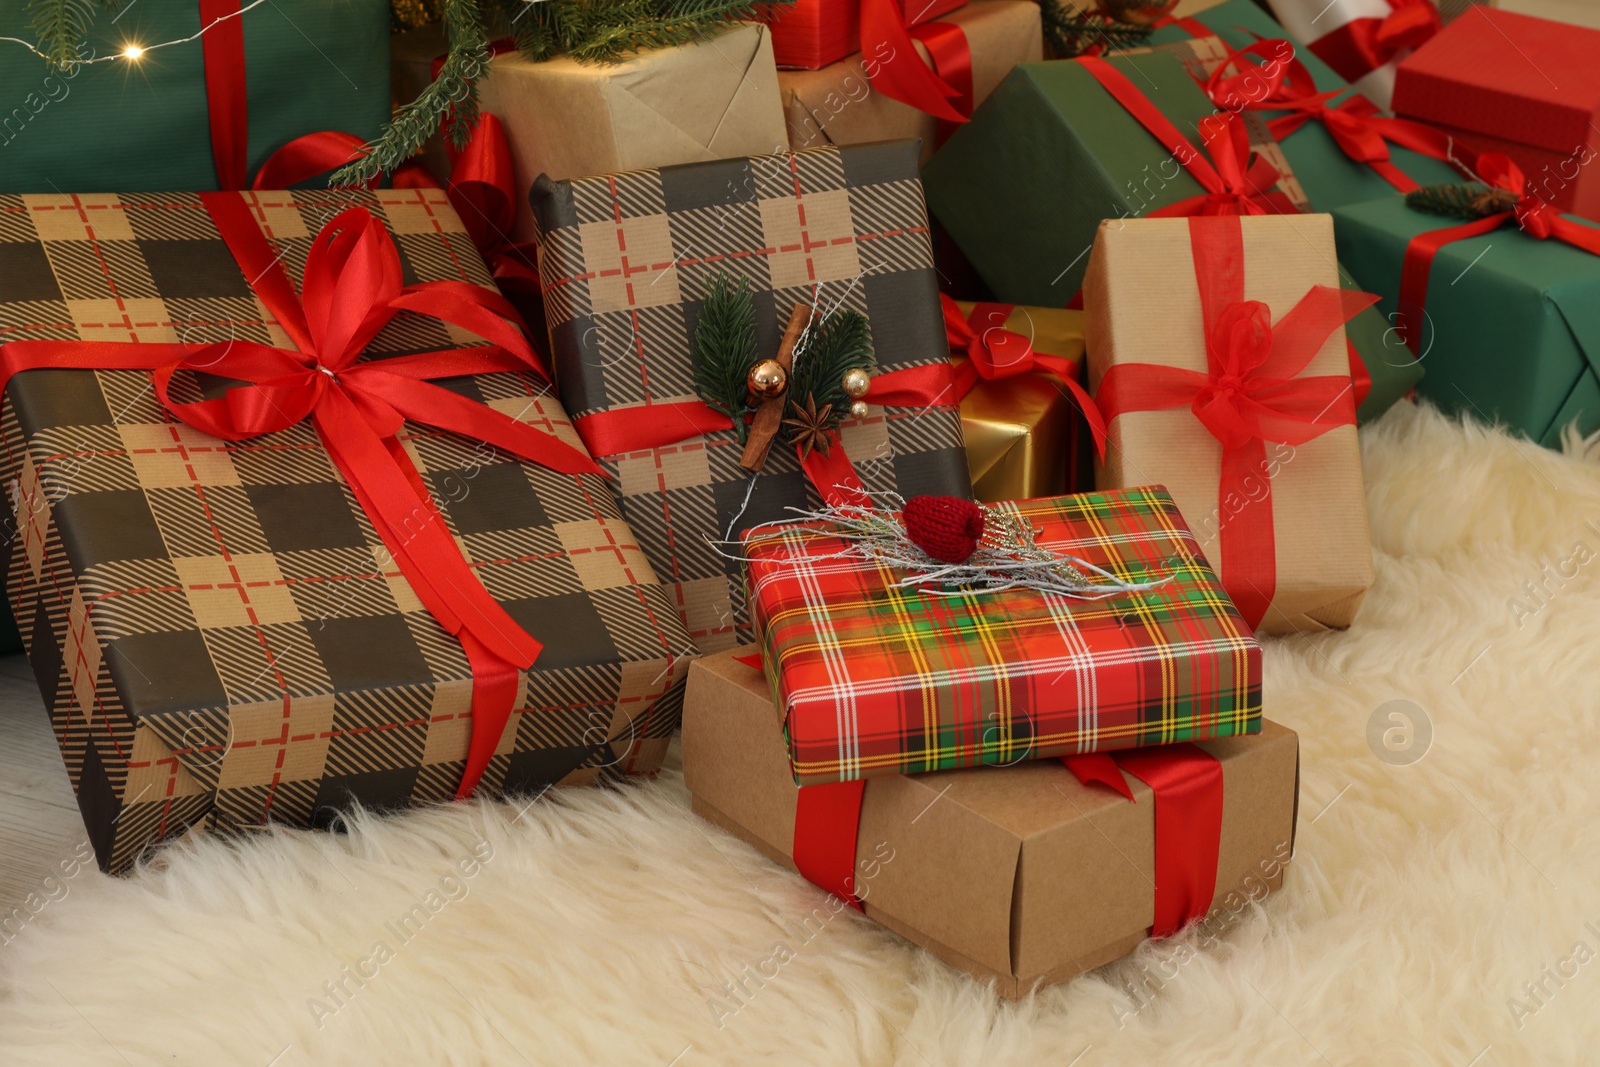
[
  {"left": 939, "top": 295, "right": 1108, "bottom": 457},
  {"left": 1308, "top": 0, "right": 1441, "bottom": 84},
  {"left": 0, "top": 195, "right": 601, "bottom": 798},
  {"left": 1202, "top": 39, "right": 1471, "bottom": 195},
  {"left": 1078, "top": 57, "right": 1298, "bottom": 219},
  {"left": 1095, "top": 216, "right": 1376, "bottom": 628},
  {"left": 1397, "top": 153, "right": 1600, "bottom": 355},
  {"left": 860, "top": 0, "right": 970, "bottom": 124}
]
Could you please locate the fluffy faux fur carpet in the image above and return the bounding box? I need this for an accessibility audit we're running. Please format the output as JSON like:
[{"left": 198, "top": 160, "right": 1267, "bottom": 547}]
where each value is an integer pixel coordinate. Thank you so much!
[{"left": 3, "top": 401, "right": 1600, "bottom": 1066}]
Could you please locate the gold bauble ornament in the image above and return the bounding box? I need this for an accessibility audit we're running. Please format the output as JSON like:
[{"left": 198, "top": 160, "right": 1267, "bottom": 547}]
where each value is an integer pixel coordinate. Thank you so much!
[
  {"left": 841, "top": 367, "right": 872, "bottom": 399},
  {"left": 747, "top": 359, "right": 788, "bottom": 399},
  {"left": 848, "top": 399, "right": 870, "bottom": 419}
]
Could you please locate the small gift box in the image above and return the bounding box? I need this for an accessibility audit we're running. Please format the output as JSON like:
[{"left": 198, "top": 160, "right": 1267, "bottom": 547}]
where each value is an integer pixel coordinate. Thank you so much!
[
  {"left": 765, "top": 0, "right": 966, "bottom": 68},
  {"left": 1085, "top": 213, "right": 1377, "bottom": 633},
  {"left": 923, "top": 52, "right": 1299, "bottom": 306},
  {"left": 1260, "top": 0, "right": 1441, "bottom": 109},
  {"left": 682, "top": 648, "right": 1300, "bottom": 997},
  {"left": 0, "top": 188, "right": 695, "bottom": 873},
  {"left": 1335, "top": 155, "right": 1600, "bottom": 446},
  {"left": 743, "top": 487, "right": 1262, "bottom": 787},
  {"left": 781, "top": 0, "right": 1042, "bottom": 164},
  {"left": 530, "top": 143, "right": 973, "bottom": 661},
  {"left": 0, "top": 0, "right": 390, "bottom": 192},
  {"left": 1392, "top": 7, "right": 1600, "bottom": 222},
  {"left": 390, "top": 23, "right": 790, "bottom": 244}
]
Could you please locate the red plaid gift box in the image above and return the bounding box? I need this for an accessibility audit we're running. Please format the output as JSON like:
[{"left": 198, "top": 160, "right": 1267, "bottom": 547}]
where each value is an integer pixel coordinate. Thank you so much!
[{"left": 743, "top": 486, "right": 1263, "bottom": 786}]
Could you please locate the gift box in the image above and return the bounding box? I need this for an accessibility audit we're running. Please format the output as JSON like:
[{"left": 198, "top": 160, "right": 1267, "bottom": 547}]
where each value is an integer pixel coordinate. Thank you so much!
[
  {"left": 1085, "top": 213, "right": 1376, "bottom": 633},
  {"left": 1259, "top": 0, "right": 1440, "bottom": 109},
  {"left": 765, "top": 0, "right": 966, "bottom": 68},
  {"left": 924, "top": 52, "right": 1297, "bottom": 306},
  {"left": 530, "top": 143, "right": 973, "bottom": 660},
  {"left": 1480, "top": 0, "right": 1600, "bottom": 28},
  {"left": 390, "top": 23, "right": 790, "bottom": 243},
  {"left": 681, "top": 648, "right": 1300, "bottom": 997},
  {"left": 1144, "top": 0, "right": 1465, "bottom": 211},
  {"left": 946, "top": 300, "right": 1093, "bottom": 499},
  {"left": 0, "top": 1, "right": 389, "bottom": 192},
  {"left": 1392, "top": 7, "right": 1600, "bottom": 222},
  {"left": 0, "top": 187, "right": 695, "bottom": 873},
  {"left": 1344, "top": 273, "right": 1425, "bottom": 423},
  {"left": 781, "top": 0, "right": 1041, "bottom": 163},
  {"left": 744, "top": 487, "right": 1261, "bottom": 786},
  {"left": 1333, "top": 169, "right": 1600, "bottom": 447}
]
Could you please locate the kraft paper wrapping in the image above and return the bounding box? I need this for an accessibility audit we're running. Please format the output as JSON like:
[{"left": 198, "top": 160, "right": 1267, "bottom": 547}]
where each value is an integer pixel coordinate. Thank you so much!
[
  {"left": 781, "top": 0, "right": 1043, "bottom": 163},
  {"left": 391, "top": 22, "right": 789, "bottom": 242},
  {"left": 954, "top": 302, "right": 1089, "bottom": 501},
  {"left": 1084, "top": 214, "right": 1375, "bottom": 634}
]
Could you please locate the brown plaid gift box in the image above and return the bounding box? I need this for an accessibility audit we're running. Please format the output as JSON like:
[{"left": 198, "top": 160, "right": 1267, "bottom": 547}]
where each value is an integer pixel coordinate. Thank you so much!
[
  {"left": 0, "top": 188, "right": 694, "bottom": 874},
  {"left": 529, "top": 141, "right": 973, "bottom": 659}
]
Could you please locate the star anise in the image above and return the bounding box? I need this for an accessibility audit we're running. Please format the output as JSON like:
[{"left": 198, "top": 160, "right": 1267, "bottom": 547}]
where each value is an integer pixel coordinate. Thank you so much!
[{"left": 783, "top": 393, "right": 835, "bottom": 459}]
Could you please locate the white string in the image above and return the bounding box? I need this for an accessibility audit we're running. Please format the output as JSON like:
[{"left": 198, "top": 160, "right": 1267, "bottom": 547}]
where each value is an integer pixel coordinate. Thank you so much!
[{"left": 2, "top": 0, "right": 271, "bottom": 66}]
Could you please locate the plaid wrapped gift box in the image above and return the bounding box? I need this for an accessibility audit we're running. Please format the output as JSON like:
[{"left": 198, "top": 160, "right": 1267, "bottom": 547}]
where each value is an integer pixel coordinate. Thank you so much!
[
  {"left": 0, "top": 188, "right": 694, "bottom": 874},
  {"left": 743, "top": 486, "right": 1262, "bottom": 786},
  {"left": 530, "top": 142, "right": 973, "bottom": 659}
]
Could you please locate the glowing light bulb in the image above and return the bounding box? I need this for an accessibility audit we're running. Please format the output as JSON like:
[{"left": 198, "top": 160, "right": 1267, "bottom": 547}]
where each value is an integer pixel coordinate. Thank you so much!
[{"left": 122, "top": 45, "right": 144, "bottom": 60}]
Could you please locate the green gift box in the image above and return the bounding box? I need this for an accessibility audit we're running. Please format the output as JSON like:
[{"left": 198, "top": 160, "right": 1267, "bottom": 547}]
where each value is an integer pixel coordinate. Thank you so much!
[
  {"left": 0, "top": 1, "right": 390, "bottom": 192},
  {"left": 1334, "top": 196, "right": 1600, "bottom": 446},
  {"left": 1146, "top": 0, "right": 1463, "bottom": 212},
  {"left": 923, "top": 52, "right": 1228, "bottom": 306}
]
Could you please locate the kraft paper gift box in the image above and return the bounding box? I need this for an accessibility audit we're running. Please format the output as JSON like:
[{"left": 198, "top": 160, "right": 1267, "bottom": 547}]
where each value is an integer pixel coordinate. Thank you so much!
[
  {"left": 0, "top": 0, "right": 390, "bottom": 192},
  {"left": 1084, "top": 213, "right": 1376, "bottom": 633},
  {"left": 529, "top": 142, "right": 973, "bottom": 661},
  {"left": 390, "top": 22, "right": 790, "bottom": 243},
  {"left": 1143, "top": 0, "right": 1464, "bottom": 212},
  {"left": 681, "top": 648, "right": 1301, "bottom": 997},
  {"left": 0, "top": 187, "right": 694, "bottom": 874},
  {"left": 743, "top": 488, "right": 1262, "bottom": 786},
  {"left": 1392, "top": 7, "right": 1600, "bottom": 222},
  {"left": 922, "top": 52, "right": 1300, "bottom": 307},
  {"left": 781, "top": 0, "right": 1042, "bottom": 164},
  {"left": 1468, "top": 0, "right": 1600, "bottom": 28},
  {"left": 763, "top": 0, "right": 966, "bottom": 68}
]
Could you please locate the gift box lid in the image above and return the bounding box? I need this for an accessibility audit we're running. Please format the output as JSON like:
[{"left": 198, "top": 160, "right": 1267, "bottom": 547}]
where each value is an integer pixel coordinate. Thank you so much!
[
  {"left": 743, "top": 486, "right": 1263, "bottom": 787},
  {"left": 1393, "top": 7, "right": 1600, "bottom": 156}
]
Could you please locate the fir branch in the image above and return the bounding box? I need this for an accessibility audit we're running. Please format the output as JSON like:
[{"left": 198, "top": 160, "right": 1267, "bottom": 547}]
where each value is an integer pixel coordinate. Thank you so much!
[
  {"left": 27, "top": 0, "right": 118, "bottom": 70},
  {"left": 1405, "top": 182, "right": 1518, "bottom": 221},
  {"left": 566, "top": 0, "right": 786, "bottom": 63},
  {"left": 1038, "top": 0, "right": 1151, "bottom": 59},
  {"left": 789, "top": 307, "right": 874, "bottom": 434},
  {"left": 691, "top": 275, "right": 761, "bottom": 442}
]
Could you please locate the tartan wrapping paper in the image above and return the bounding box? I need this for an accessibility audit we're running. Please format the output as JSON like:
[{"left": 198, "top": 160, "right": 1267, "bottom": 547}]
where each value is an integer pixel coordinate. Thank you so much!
[
  {"left": 0, "top": 188, "right": 694, "bottom": 874},
  {"left": 530, "top": 142, "right": 973, "bottom": 660},
  {"left": 744, "top": 486, "right": 1262, "bottom": 786}
]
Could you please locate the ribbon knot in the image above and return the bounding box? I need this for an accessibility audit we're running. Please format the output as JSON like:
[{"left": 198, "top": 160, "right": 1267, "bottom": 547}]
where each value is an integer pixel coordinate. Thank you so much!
[{"left": 1374, "top": 0, "right": 1441, "bottom": 62}]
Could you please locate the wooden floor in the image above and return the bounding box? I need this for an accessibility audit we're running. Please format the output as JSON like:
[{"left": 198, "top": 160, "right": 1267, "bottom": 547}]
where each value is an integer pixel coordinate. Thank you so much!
[{"left": 0, "top": 653, "right": 86, "bottom": 915}]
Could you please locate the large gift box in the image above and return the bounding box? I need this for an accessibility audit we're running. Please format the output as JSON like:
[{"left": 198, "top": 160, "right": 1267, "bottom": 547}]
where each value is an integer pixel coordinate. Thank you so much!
[
  {"left": 1085, "top": 214, "right": 1376, "bottom": 633},
  {"left": 947, "top": 299, "right": 1094, "bottom": 500},
  {"left": 0, "top": 0, "right": 390, "bottom": 192},
  {"left": 923, "top": 52, "right": 1302, "bottom": 306},
  {"left": 1392, "top": 7, "right": 1600, "bottom": 222},
  {"left": 0, "top": 187, "right": 695, "bottom": 873},
  {"left": 744, "top": 488, "right": 1261, "bottom": 786},
  {"left": 682, "top": 648, "right": 1301, "bottom": 996},
  {"left": 1144, "top": 0, "right": 1465, "bottom": 212},
  {"left": 781, "top": 0, "right": 1042, "bottom": 164},
  {"left": 764, "top": 0, "right": 965, "bottom": 68},
  {"left": 530, "top": 143, "right": 973, "bottom": 659},
  {"left": 390, "top": 23, "right": 790, "bottom": 243},
  {"left": 1333, "top": 160, "right": 1600, "bottom": 446}
]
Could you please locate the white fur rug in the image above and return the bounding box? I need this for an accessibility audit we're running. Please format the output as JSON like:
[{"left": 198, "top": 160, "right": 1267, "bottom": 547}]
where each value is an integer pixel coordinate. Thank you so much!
[{"left": 4, "top": 402, "right": 1600, "bottom": 1066}]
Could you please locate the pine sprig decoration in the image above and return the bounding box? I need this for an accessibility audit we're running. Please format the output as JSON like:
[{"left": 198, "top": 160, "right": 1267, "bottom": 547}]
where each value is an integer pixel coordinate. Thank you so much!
[
  {"left": 1038, "top": 0, "right": 1152, "bottom": 60},
  {"left": 27, "top": 0, "right": 119, "bottom": 70},
  {"left": 790, "top": 306, "right": 875, "bottom": 426},
  {"left": 691, "top": 275, "right": 761, "bottom": 442},
  {"left": 1405, "top": 182, "right": 1520, "bottom": 221}
]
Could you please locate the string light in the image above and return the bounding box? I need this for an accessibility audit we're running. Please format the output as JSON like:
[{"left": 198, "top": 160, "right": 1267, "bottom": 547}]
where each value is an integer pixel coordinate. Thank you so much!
[
  {"left": 0, "top": 0, "right": 269, "bottom": 66},
  {"left": 121, "top": 45, "right": 144, "bottom": 60}
]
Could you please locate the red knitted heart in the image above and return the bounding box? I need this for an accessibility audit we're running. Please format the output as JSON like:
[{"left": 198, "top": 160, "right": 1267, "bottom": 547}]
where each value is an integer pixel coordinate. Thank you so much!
[{"left": 903, "top": 495, "right": 986, "bottom": 564}]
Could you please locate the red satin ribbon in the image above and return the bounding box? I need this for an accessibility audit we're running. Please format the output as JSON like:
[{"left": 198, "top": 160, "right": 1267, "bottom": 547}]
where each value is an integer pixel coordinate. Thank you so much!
[
  {"left": 909, "top": 20, "right": 975, "bottom": 145},
  {"left": 0, "top": 197, "right": 601, "bottom": 798},
  {"left": 200, "top": 0, "right": 248, "bottom": 190},
  {"left": 1202, "top": 39, "right": 1471, "bottom": 195},
  {"left": 1077, "top": 57, "right": 1298, "bottom": 218},
  {"left": 1094, "top": 216, "right": 1375, "bottom": 629},
  {"left": 861, "top": 0, "right": 968, "bottom": 124},
  {"left": 1063, "top": 744, "right": 1224, "bottom": 938},
  {"left": 940, "top": 294, "right": 1108, "bottom": 457},
  {"left": 1397, "top": 153, "right": 1600, "bottom": 356},
  {"left": 793, "top": 779, "right": 869, "bottom": 910},
  {"left": 1307, "top": 0, "right": 1440, "bottom": 84}
]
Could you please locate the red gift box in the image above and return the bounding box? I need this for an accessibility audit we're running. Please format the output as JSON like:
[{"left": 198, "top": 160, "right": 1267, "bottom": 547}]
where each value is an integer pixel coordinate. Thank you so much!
[
  {"left": 1392, "top": 7, "right": 1600, "bottom": 220},
  {"left": 765, "top": 0, "right": 966, "bottom": 68}
]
